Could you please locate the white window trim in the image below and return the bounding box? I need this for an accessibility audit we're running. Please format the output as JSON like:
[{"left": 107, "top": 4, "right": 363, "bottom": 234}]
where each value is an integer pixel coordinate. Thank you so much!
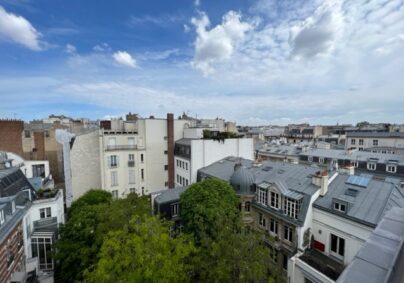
[
  {"left": 334, "top": 202, "right": 346, "bottom": 213},
  {"left": 330, "top": 233, "right": 345, "bottom": 260},
  {"left": 367, "top": 162, "right": 376, "bottom": 171},
  {"left": 386, "top": 165, "right": 397, "bottom": 173}
]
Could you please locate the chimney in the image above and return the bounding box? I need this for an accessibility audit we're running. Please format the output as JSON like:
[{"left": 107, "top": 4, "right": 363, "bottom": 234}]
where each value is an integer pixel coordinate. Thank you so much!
[
  {"left": 312, "top": 170, "right": 329, "bottom": 196},
  {"left": 339, "top": 164, "right": 355, "bottom": 175},
  {"left": 167, "top": 113, "right": 175, "bottom": 189}
]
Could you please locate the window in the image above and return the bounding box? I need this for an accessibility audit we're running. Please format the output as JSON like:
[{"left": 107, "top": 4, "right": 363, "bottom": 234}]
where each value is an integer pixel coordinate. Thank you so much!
[
  {"left": 284, "top": 226, "right": 293, "bottom": 242},
  {"left": 176, "top": 174, "right": 179, "bottom": 183},
  {"left": 308, "top": 156, "right": 313, "bottom": 162},
  {"left": 258, "top": 188, "right": 268, "bottom": 206},
  {"left": 176, "top": 160, "right": 179, "bottom": 167},
  {"left": 111, "top": 190, "right": 118, "bottom": 199},
  {"left": 284, "top": 197, "right": 301, "bottom": 219},
  {"left": 109, "top": 155, "right": 118, "bottom": 168},
  {"left": 164, "top": 150, "right": 168, "bottom": 154},
  {"left": 245, "top": 201, "right": 251, "bottom": 212},
  {"left": 0, "top": 210, "right": 4, "bottom": 225},
  {"left": 130, "top": 188, "right": 136, "bottom": 193},
  {"left": 367, "top": 162, "right": 376, "bottom": 170},
  {"left": 351, "top": 161, "right": 358, "bottom": 167},
  {"left": 359, "top": 139, "right": 363, "bottom": 145},
  {"left": 111, "top": 171, "right": 118, "bottom": 186},
  {"left": 185, "top": 179, "right": 189, "bottom": 186},
  {"left": 359, "top": 147, "right": 363, "bottom": 151},
  {"left": 185, "top": 163, "right": 188, "bottom": 170},
  {"left": 373, "top": 139, "right": 378, "bottom": 146},
  {"left": 141, "top": 154, "right": 144, "bottom": 163},
  {"left": 141, "top": 169, "right": 144, "bottom": 181},
  {"left": 129, "top": 170, "right": 135, "bottom": 184},
  {"left": 128, "top": 137, "right": 135, "bottom": 146},
  {"left": 332, "top": 159, "right": 338, "bottom": 165},
  {"left": 31, "top": 237, "right": 53, "bottom": 270},
  {"left": 270, "top": 218, "right": 278, "bottom": 235},
  {"left": 269, "top": 246, "right": 278, "bottom": 263},
  {"left": 128, "top": 154, "right": 135, "bottom": 167},
  {"left": 386, "top": 165, "right": 397, "bottom": 173},
  {"left": 351, "top": 139, "right": 356, "bottom": 145},
  {"left": 334, "top": 202, "right": 346, "bottom": 212},
  {"left": 45, "top": 130, "right": 50, "bottom": 137},
  {"left": 142, "top": 187, "right": 144, "bottom": 195},
  {"left": 330, "top": 234, "right": 345, "bottom": 258},
  {"left": 319, "top": 157, "right": 324, "bottom": 164},
  {"left": 171, "top": 203, "right": 179, "bottom": 217},
  {"left": 108, "top": 137, "right": 116, "bottom": 147},
  {"left": 258, "top": 213, "right": 266, "bottom": 228},
  {"left": 39, "top": 207, "right": 51, "bottom": 219},
  {"left": 270, "top": 191, "right": 279, "bottom": 209},
  {"left": 282, "top": 254, "right": 288, "bottom": 270},
  {"left": 24, "top": 130, "right": 31, "bottom": 138},
  {"left": 164, "top": 165, "right": 168, "bottom": 171},
  {"left": 164, "top": 136, "right": 168, "bottom": 140}
]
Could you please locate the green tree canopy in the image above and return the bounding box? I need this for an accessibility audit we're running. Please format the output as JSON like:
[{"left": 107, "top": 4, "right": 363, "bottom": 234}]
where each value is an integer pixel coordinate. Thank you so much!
[
  {"left": 55, "top": 190, "right": 151, "bottom": 282},
  {"left": 84, "top": 215, "right": 196, "bottom": 283},
  {"left": 180, "top": 178, "right": 241, "bottom": 241}
]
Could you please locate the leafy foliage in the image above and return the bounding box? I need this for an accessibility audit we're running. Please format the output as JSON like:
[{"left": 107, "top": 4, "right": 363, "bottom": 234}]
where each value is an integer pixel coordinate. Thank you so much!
[
  {"left": 84, "top": 215, "right": 196, "bottom": 283},
  {"left": 180, "top": 179, "right": 241, "bottom": 241},
  {"left": 54, "top": 191, "right": 150, "bottom": 282}
]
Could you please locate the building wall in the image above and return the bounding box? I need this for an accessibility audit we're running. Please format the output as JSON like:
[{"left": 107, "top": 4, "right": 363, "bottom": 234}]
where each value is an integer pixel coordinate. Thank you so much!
[
  {"left": 175, "top": 156, "right": 191, "bottom": 187},
  {"left": 189, "top": 138, "right": 254, "bottom": 183},
  {"left": 0, "top": 120, "right": 24, "bottom": 156},
  {"left": 0, "top": 221, "right": 24, "bottom": 283},
  {"left": 23, "top": 190, "right": 64, "bottom": 259},
  {"left": 311, "top": 208, "right": 373, "bottom": 266},
  {"left": 346, "top": 136, "right": 404, "bottom": 151},
  {"left": 71, "top": 130, "right": 102, "bottom": 200}
]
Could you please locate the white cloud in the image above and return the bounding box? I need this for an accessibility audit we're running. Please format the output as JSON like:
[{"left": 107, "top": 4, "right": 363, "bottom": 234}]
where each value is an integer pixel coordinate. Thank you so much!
[
  {"left": 194, "top": 0, "right": 201, "bottom": 6},
  {"left": 191, "top": 11, "right": 252, "bottom": 75},
  {"left": 0, "top": 5, "right": 42, "bottom": 50},
  {"left": 112, "top": 51, "right": 136, "bottom": 68},
  {"left": 93, "top": 43, "right": 110, "bottom": 52},
  {"left": 65, "top": 43, "right": 76, "bottom": 54}
]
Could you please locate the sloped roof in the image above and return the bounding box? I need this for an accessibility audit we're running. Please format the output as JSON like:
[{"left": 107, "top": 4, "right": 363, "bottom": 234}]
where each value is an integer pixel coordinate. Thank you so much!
[{"left": 314, "top": 174, "right": 404, "bottom": 227}]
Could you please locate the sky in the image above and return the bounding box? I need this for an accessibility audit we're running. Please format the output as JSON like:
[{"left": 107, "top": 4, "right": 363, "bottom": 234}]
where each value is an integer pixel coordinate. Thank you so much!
[{"left": 0, "top": 0, "right": 403, "bottom": 126}]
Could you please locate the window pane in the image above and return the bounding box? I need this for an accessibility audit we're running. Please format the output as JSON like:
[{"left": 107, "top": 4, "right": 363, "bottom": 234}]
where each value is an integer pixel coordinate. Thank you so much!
[
  {"left": 339, "top": 238, "right": 345, "bottom": 256},
  {"left": 331, "top": 234, "right": 338, "bottom": 253}
]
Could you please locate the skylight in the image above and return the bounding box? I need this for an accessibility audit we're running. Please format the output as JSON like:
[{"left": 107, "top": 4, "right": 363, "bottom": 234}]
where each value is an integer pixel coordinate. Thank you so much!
[{"left": 345, "top": 175, "right": 370, "bottom": 188}]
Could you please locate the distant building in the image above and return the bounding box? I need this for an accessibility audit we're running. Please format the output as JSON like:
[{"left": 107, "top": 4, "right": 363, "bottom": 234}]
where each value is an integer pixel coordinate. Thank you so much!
[
  {"left": 174, "top": 133, "right": 253, "bottom": 186},
  {"left": 346, "top": 131, "right": 404, "bottom": 154}
]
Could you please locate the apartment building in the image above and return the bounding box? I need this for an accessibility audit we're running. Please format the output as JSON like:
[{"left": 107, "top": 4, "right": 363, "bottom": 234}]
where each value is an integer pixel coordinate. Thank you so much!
[
  {"left": 0, "top": 152, "right": 65, "bottom": 282},
  {"left": 174, "top": 129, "right": 253, "bottom": 186},
  {"left": 288, "top": 174, "right": 404, "bottom": 283},
  {"left": 58, "top": 113, "right": 189, "bottom": 203},
  {"left": 346, "top": 132, "right": 404, "bottom": 154},
  {"left": 300, "top": 148, "right": 404, "bottom": 178}
]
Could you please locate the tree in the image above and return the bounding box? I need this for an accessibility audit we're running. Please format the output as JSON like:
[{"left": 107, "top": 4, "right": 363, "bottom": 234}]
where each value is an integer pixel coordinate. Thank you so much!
[
  {"left": 54, "top": 190, "right": 151, "bottom": 282},
  {"left": 84, "top": 215, "right": 196, "bottom": 283},
  {"left": 192, "top": 226, "right": 272, "bottom": 282},
  {"left": 180, "top": 179, "right": 241, "bottom": 241}
]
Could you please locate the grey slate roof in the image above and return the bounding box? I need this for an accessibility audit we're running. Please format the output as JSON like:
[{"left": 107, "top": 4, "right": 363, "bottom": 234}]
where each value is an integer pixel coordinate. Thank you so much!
[
  {"left": 313, "top": 174, "right": 404, "bottom": 227},
  {"left": 258, "top": 144, "right": 302, "bottom": 157},
  {"left": 154, "top": 186, "right": 188, "bottom": 204},
  {"left": 300, "top": 148, "right": 404, "bottom": 166},
  {"left": 175, "top": 138, "right": 195, "bottom": 146},
  {"left": 336, "top": 207, "right": 404, "bottom": 283},
  {"left": 198, "top": 156, "right": 323, "bottom": 226},
  {"left": 347, "top": 131, "right": 404, "bottom": 138}
]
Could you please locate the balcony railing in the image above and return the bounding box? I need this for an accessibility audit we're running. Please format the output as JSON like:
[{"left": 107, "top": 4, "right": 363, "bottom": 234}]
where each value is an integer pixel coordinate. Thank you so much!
[
  {"left": 128, "top": 161, "right": 135, "bottom": 167},
  {"left": 105, "top": 145, "right": 138, "bottom": 151}
]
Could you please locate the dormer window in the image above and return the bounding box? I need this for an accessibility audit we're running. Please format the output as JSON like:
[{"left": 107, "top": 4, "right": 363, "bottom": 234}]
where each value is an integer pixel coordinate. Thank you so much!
[
  {"left": 284, "top": 197, "right": 301, "bottom": 219},
  {"left": 334, "top": 202, "right": 346, "bottom": 213},
  {"left": 319, "top": 158, "right": 324, "bottom": 164},
  {"left": 351, "top": 139, "right": 356, "bottom": 145},
  {"left": 257, "top": 188, "right": 268, "bottom": 206},
  {"left": 367, "top": 162, "right": 376, "bottom": 171},
  {"left": 270, "top": 191, "right": 280, "bottom": 209},
  {"left": 386, "top": 165, "right": 397, "bottom": 173},
  {"left": 308, "top": 156, "right": 313, "bottom": 162}
]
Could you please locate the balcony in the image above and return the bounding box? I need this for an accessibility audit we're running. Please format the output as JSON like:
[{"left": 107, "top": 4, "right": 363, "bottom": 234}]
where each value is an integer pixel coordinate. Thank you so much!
[
  {"left": 105, "top": 145, "right": 139, "bottom": 151},
  {"left": 298, "top": 248, "right": 344, "bottom": 281}
]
